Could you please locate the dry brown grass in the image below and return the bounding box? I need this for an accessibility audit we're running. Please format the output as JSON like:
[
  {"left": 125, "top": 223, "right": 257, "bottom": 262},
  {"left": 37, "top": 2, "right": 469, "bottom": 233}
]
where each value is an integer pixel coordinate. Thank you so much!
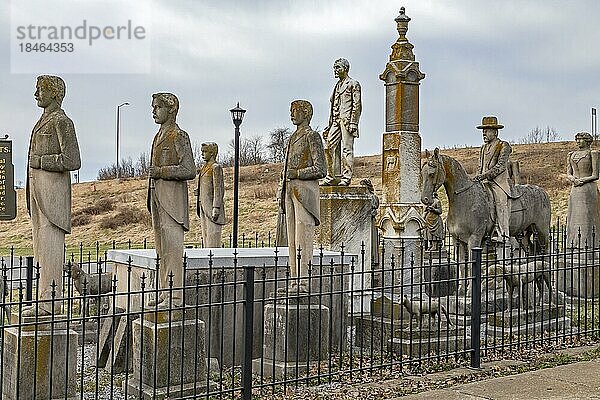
[{"left": 0, "top": 141, "right": 579, "bottom": 253}]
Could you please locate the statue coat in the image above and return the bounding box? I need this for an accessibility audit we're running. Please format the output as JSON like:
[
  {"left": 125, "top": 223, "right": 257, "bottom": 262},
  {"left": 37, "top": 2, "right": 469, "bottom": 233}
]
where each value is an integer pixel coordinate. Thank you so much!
[
  {"left": 478, "top": 138, "right": 512, "bottom": 196},
  {"left": 196, "top": 161, "right": 226, "bottom": 225},
  {"left": 26, "top": 108, "right": 81, "bottom": 233},
  {"left": 147, "top": 127, "right": 196, "bottom": 231}
]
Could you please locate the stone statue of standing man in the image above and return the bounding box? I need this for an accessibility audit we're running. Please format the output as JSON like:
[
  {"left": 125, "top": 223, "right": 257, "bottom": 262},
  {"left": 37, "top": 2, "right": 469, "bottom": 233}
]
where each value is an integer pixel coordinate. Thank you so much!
[
  {"left": 24, "top": 75, "right": 81, "bottom": 316},
  {"left": 147, "top": 93, "right": 196, "bottom": 307},
  {"left": 322, "top": 58, "right": 362, "bottom": 186},
  {"left": 279, "top": 100, "right": 326, "bottom": 290},
  {"left": 196, "top": 142, "right": 226, "bottom": 248}
]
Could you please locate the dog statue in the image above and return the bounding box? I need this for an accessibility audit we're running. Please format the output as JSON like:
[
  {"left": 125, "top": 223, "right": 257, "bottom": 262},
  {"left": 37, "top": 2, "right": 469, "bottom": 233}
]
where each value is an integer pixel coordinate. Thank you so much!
[{"left": 402, "top": 294, "right": 453, "bottom": 327}]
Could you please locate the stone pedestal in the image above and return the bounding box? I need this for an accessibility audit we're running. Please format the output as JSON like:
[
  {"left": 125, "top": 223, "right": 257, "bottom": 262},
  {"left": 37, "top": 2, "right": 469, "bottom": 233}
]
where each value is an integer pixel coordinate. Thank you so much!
[
  {"left": 2, "top": 315, "right": 78, "bottom": 400},
  {"left": 556, "top": 259, "right": 600, "bottom": 298},
  {"left": 127, "top": 310, "right": 211, "bottom": 399},
  {"left": 317, "top": 185, "right": 376, "bottom": 313},
  {"left": 423, "top": 250, "right": 457, "bottom": 297},
  {"left": 388, "top": 322, "right": 469, "bottom": 357},
  {"left": 254, "top": 301, "right": 329, "bottom": 378},
  {"left": 484, "top": 305, "right": 569, "bottom": 337}
]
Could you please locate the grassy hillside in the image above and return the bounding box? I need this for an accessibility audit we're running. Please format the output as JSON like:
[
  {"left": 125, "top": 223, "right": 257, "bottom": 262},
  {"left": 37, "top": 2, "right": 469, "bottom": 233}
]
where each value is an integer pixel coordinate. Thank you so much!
[{"left": 0, "top": 141, "right": 579, "bottom": 255}]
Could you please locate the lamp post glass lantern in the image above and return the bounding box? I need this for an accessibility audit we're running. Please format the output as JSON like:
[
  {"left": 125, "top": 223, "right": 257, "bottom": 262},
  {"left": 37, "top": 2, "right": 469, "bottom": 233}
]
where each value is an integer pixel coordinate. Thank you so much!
[
  {"left": 230, "top": 102, "right": 246, "bottom": 248},
  {"left": 116, "top": 102, "right": 130, "bottom": 179}
]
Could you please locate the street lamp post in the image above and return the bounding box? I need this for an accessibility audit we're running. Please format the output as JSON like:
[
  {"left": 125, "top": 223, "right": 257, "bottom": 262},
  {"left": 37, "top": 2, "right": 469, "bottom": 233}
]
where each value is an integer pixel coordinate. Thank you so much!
[
  {"left": 230, "top": 102, "right": 246, "bottom": 249},
  {"left": 116, "top": 102, "right": 130, "bottom": 179},
  {"left": 592, "top": 108, "right": 597, "bottom": 142}
]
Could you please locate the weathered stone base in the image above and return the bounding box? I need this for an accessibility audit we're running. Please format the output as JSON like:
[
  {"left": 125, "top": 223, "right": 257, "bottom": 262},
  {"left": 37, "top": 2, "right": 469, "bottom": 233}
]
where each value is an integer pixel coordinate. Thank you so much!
[
  {"left": 556, "top": 260, "right": 600, "bottom": 298},
  {"left": 129, "top": 312, "right": 209, "bottom": 397},
  {"left": 483, "top": 305, "right": 570, "bottom": 336},
  {"left": 422, "top": 253, "right": 457, "bottom": 297},
  {"left": 388, "top": 334, "right": 470, "bottom": 356},
  {"left": 2, "top": 321, "right": 78, "bottom": 400},
  {"left": 252, "top": 358, "right": 323, "bottom": 379},
  {"left": 125, "top": 377, "right": 214, "bottom": 400},
  {"left": 261, "top": 303, "right": 329, "bottom": 372},
  {"left": 485, "top": 317, "right": 571, "bottom": 337},
  {"left": 487, "top": 305, "right": 564, "bottom": 327},
  {"left": 447, "top": 296, "right": 510, "bottom": 317}
]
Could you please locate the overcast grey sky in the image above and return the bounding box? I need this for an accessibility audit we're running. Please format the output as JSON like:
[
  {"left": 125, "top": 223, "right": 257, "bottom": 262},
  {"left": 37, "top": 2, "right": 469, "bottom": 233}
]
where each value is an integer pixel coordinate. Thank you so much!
[{"left": 1, "top": 0, "right": 599, "bottom": 182}]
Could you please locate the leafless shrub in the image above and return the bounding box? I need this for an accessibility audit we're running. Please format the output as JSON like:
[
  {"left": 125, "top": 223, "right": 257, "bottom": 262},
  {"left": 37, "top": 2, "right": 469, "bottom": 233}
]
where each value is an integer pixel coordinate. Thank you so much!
[{"left": 99, "top": 205, "right": 149, "bottom": 229}]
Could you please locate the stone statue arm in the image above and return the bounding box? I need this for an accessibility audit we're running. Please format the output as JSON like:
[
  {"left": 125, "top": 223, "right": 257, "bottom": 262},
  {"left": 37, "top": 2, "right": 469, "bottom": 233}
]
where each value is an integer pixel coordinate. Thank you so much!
[
  {"left": 428, "top": 198, "right": 442, "bottom": 215},
  {"left": 349, "top": 80, "right": 362, "bottom": 132},
  {"left": 40, "top": 116, "right": 81, "bottom": 172},
  {"left": 482, "top": 141, "right": 511, "bottom": 180},
  {"left": 157, "top": 131, "right": 196, "bottom": 181},
  {"left": 323, "top": 91, "right": 335, "bottom": 139},
  {"left": 297, "top": 132, "right": 327, "bottom": 180},
  {"left": 566, "top": 152, "right": 576, "bottom": 183},
  {"left": 212, "top": 163, "right": 224, "bottom": 219}
]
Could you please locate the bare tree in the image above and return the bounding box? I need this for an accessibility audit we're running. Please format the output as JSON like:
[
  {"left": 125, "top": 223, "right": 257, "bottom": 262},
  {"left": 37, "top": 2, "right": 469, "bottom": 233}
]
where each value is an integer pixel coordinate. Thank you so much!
[
  {"left": 222, "top": 134, "right": 268, "bottom": 166},
  {"left": 98, "top": 152, "right": 152, "bottom": 180},
  {"left": 518, "top": 126, "right": 560, "bottom": 144},
  {"left": 192, "top": 141, "right": 203, "bottom": 169},
  {"left": 267, "top": 127, "right": 292, "bottom": 163}
]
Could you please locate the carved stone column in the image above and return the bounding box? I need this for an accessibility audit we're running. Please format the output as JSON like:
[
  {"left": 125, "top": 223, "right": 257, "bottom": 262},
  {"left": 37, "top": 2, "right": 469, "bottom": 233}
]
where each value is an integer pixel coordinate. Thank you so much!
[{"left": 377, "top": 7, "right": 426, "bottom": 287}]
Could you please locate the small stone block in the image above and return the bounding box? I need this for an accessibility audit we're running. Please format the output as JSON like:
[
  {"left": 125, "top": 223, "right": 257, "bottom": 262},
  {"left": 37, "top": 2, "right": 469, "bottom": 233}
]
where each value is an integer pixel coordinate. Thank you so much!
[
  {"left": 262, "top": 303, "right": 329, "bottom": 364},
  {"left": 130, "top": 317, "right": 208, "bottom": 393},
  {"left": 2, "top": 326, "right": 78, "bottom": 400}
]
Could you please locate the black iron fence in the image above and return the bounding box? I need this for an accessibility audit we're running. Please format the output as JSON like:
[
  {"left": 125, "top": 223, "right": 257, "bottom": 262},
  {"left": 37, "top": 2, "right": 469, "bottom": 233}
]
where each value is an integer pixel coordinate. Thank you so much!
[{"left": 0, "top": 226, "right": 597, "bottom": 399}]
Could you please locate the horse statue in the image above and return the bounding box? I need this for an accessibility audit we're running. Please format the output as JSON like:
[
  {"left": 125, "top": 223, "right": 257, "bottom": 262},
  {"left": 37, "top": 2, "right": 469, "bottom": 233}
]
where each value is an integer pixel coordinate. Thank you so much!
[{"left": 421, "top": 148, "right": 551, "bottom": 290}]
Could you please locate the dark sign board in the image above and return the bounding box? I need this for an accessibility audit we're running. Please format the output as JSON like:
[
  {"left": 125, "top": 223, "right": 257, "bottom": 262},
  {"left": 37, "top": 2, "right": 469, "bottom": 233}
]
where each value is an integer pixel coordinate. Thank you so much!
[{"left": 0, "top": 137, "right": 16, "bottom": 220}]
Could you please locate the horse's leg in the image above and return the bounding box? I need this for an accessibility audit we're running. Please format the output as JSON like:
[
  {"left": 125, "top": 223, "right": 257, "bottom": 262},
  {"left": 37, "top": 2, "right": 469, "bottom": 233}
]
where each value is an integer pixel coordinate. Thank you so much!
[{"left": 458, "top": 240, "right": 471, "bottom": 295}]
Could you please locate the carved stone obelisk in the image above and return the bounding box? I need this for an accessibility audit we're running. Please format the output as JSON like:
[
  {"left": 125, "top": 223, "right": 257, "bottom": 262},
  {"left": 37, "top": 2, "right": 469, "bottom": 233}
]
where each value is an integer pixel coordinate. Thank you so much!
[{"left": 376, "top": 7, "right": 426, "bottom": 289}]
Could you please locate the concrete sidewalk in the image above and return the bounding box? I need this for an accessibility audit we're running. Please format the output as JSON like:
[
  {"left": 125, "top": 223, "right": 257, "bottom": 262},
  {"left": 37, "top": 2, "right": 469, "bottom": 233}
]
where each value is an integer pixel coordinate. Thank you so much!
[{"left": 398, "top": 358, "right": 600, "bottom": 399}]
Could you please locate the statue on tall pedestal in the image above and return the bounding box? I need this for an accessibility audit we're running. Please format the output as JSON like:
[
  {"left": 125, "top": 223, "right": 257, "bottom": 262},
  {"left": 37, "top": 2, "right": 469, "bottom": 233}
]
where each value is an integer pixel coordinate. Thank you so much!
[
  {"left": 23, "top": 75, "right": 81, "bottom": 317},
  {"left": 279, "top": 100, "right": 326, "bottom": 288},
  {"left": 322, "top": 58, "right": 362, "bottom": 186},
  {"left": 147, "top": 93, "right": 196, "bottom": 307},
  {"left": 196, "top": 142, "right": 226, "bottom": 248}
]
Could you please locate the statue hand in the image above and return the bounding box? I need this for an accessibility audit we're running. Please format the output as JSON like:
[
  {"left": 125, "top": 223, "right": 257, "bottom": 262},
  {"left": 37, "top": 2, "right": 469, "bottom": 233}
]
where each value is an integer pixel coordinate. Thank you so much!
[
  {"left": 473, "top": 174, "right": 484, "bottom": 182},
  {"left": 286, "top": 168, "right": 298, "bottom": 180},
  {"left": 211, "top": 207, "right": 220, "bottom": 221},
  {"left": 29, "top": 154, "right": 41, "bottom": 169},
  {"left": 322, "top": 128, "right": 329, "bottom": 140},
  {"left": 349, "top": 123, "right": 358, "bottom": 137},
  {"left": 148, "top": 166, "right": 161, "bottom": 179}
]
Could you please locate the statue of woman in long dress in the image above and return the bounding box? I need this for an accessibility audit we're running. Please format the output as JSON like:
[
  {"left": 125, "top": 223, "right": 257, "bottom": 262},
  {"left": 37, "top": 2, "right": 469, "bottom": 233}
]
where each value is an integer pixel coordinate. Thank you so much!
[{"left": 566, "top": 131, "right": 600, "bottom": 247}]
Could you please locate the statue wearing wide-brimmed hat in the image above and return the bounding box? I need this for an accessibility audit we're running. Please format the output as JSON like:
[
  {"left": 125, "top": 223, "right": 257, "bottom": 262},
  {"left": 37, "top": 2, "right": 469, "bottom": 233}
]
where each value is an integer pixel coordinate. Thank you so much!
[{"left": 473, "top": 116, "right": 512, "bottom": 243}]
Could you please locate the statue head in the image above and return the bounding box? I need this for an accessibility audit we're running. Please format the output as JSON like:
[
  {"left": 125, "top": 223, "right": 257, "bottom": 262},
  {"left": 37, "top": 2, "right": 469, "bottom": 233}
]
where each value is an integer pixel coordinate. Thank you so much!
[
  {"left": 333, "top": 58, "right": 350, "bottom": 80},
  {"left": 201, "top": 142, "right": 218, "bottom": 162},
  {"left": 575, "top": 131, "right": 593, "bottom": 149},
  {"left": 151, "top": 92, "right": 179, "bottom": 125},
  {"left": 476, "top": 116, "right": 504, "bottom": 144},
  {"left": 35, "top": 75, "right": 66, "bottom": 108},
  {"left": 290, "top": 100, "right": 313, "bottom": 126}
]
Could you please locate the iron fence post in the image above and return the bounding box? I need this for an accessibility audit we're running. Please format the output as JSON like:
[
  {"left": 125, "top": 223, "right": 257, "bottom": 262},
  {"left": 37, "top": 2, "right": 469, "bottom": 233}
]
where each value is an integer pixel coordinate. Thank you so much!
[
  {"left": 25, "top": 256, "right": 34, "bottom": 301},
  {"left": 242, "top": 265, "right": 255, "bottom": 400},
  {"left": 470, "top": 247, "right": 482, "bottom": 369}
]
